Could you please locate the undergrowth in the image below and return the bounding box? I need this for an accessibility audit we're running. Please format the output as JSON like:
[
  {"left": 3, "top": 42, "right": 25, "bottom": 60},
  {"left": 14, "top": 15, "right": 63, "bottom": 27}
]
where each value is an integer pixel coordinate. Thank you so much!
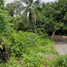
[
  {"left": 44, "top": 55, "right": 67, "bottom": 67},
  {"left": 1, "top": 31, "right": 58, "bottom": 67}
]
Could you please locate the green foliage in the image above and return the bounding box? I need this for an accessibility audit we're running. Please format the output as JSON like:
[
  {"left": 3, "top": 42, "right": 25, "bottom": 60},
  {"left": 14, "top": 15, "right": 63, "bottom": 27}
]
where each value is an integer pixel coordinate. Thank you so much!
[
  {"left": 3, "top": 31, "right": 56, "bottom": 56},
  {"left": 2, "top": 30, "right": 57, "bottom": 67},
  {"left": 0, "top": 0, "right": 4, "bottom": 9},
  {"left": 5, "top": 57, "right": 21, "bottom": 67},
  {"left": 0, "top": 63, "right": 4, "bottom": 67},
  {"left": 0, "top": 58, "right": 4, "bottom": 67},
  {"left": 12, "top": 15, "right": 27, "bottom": 30},
  {"left": 20, "top": 53, "right": 44, "bottom": 67},
  {"left": 56, "top": 55, "right": 67, "bottom": 67},
  {"left": 20, "top": 0, "right": 42, "bottom": 34},
  {"left": 36, "top": 17, "right": 48, "bottom": 37},
  {"left": 37, "top": 0, "right": 67, "bottom": 35},
  {"left": 45, "top": 55, "right": 67, "bottom": 67},
  {"left": 54, "top": 22, "right": 64, "bottom": 30},
  {"left": 5, "top": 54, "right": 67, "bottom": 67},
  {"left": 0, "top": 0, "right": 11, "bottom": 51},
  {"left": 1, "top": 0, "right": 67, "bottom": 67},
  {"left": 0, "top": 45, "right": 3, "bottom": 50},
  {"left": 0, "top": 10, "right": 7, "bottom": 31},
  {"left": 0, "top": 9, "right": 11, "bottom": 37},
  {"left": 6, "top": 1, "right": 22, "bottom": 16},
  {"left": 0, "top": 58, "right": 4, "bottom": 63}
]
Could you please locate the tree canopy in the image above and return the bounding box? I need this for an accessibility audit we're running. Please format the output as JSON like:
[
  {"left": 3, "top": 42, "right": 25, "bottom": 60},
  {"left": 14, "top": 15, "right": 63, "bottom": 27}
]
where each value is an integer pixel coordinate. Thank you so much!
[{"left": 4, "top": 0, "right": 67, "bottom": 36}]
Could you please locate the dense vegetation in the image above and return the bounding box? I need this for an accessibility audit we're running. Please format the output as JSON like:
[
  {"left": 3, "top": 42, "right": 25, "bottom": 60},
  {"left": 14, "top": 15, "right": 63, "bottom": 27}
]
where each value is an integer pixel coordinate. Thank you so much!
[{"left": 0, "top": 0, "right": 67, "bottom": 67}]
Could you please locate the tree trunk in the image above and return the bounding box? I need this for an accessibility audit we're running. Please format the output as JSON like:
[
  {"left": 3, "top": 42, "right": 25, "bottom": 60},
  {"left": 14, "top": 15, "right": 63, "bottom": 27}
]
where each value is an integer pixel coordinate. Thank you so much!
[
  {"left": 32, "top": 19, "right": 37, "bottom": 34},
  {"left": 51, "top": 30, "right": 56, "bottom": 39},
  {"left": 25, "top": 15, "right": 27, "bottom": 24}
]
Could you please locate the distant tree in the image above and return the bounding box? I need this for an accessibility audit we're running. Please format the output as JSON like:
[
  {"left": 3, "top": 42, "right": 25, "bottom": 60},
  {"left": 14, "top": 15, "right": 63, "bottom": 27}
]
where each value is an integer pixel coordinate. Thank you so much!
[
  {"left": 0, "top": 0, "right": 4, "bottom": 9},
  {"left": 51, "top": 0, "right": 67, "bottom": 38},
  {"left": 6, "top": 1, "right": 22, "bottom": 16},
  {"left": 0, "top": 0, "right": 10, "bottom": 35}
]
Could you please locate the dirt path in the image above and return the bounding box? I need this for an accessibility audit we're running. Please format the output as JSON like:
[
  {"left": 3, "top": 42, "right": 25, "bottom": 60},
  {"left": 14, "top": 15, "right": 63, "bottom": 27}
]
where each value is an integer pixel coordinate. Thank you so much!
[{"left": 53, "top": 35, "right": 67, "bottom": 55}]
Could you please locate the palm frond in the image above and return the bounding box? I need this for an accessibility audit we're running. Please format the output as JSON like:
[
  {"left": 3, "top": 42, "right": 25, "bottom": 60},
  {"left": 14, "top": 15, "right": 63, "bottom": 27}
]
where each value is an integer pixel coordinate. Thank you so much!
[
  {"left": 30, "top": 7, "right": 36, "bottom": 24},
  {"left": 22, "top": 9, "right": 28, "bottom": 23},
  {"left": 36, "top": 7, "right": 43, "bottom": 13},
  {"left": 29, "top": 0, "right": 33, "bottom": 5},
  {"left": 20, "top": 0, "right": 30, "bottom": 5},
  {"left": 33, "top": 0, "right": 41, "bottom": 6},
  {"left": 20, "top": 0, "right": 42, "bottom": 26}
]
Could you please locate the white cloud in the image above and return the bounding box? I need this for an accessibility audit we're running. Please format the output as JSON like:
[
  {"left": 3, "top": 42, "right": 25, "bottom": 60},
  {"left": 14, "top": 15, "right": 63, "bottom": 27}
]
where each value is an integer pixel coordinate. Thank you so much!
[
  {"left": 4, "top": 0, "right": 56, "bottom": 5},
  {"left": 41, "top": 0, "right": 56, "bottom": 3},
  {"left": 5, "top": 0, "right": 14, "bottom": 4}
]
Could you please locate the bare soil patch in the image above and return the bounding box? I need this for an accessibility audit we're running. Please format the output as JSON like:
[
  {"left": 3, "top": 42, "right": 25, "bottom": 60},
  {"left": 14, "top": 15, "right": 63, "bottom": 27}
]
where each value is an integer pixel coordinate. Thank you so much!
[
  {"left": 53, "top": 35, "right": 67, "bottom": 43},
  {"left": 53, "top": 35, "right": 67, "bottom": 55}
]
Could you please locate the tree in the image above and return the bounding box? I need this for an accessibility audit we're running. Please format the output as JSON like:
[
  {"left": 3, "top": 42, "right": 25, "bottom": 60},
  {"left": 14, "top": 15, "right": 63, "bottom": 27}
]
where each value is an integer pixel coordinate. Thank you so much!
[
  {"left": 0, "top": 0, "right": 10, "bottom": 61},
  {"left": 40, "top": 1, "right": 66, "bottom": 38},
  {"left": 50, "top": 0, "right": 67, "bottom": 38},
  {"left": 20, "top": 0, "right": 42, "bottom": 34},
  {"left": 0, "top": 0, "right": 4, "bottom": 9},
  {"left": 0, "top": 0, "right": 8, "bottom": 34},
  {"left": 6, "top": 1, "right": 22, "bottom": 16},
  {"left": 0, "top": 0, "right": 12, "bottom": 37}
]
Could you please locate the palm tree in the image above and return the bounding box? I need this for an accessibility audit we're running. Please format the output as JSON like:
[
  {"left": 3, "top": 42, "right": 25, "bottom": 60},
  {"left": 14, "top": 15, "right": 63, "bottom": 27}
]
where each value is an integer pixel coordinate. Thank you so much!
[{"left": 20, "top": 0, "right": 42, "bottom": 34}]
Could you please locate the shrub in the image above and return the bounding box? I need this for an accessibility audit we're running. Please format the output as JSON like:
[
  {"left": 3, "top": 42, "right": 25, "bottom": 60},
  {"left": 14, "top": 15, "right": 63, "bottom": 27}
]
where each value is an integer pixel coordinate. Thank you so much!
[
  {"left": 5, "top": 57, "right": 21, "bottom": 67},
  {"left": 56, "top": 55, "right": 67, "bottom": 67},
  {"left": 44, "top": 55, "right": 67, "bottom": 67},
  {"left": 2, "top": 31, "right": 57, "bottom": 67}
]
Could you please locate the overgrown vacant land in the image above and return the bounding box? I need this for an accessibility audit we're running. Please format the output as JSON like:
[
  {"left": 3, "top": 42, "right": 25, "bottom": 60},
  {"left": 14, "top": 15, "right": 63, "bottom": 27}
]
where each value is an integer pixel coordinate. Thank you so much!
[
  {"left": 0, "top": 31, "right": 58, "bottom": 67},
  {"left": 0, "top": 0, "right": 67, "bottom": 67}
]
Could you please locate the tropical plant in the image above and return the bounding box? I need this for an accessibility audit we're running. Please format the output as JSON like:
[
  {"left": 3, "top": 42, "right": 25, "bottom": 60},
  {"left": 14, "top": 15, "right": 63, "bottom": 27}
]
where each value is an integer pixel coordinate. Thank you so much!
[
  {"left": 0, "top": 0, "right": 4, "bottom": 9},
  {"left": 20, "top": 0, "right": 42, "bottom": 34},
  {"left": 40, "top": 1, "right": 66, "bottom": 38}
]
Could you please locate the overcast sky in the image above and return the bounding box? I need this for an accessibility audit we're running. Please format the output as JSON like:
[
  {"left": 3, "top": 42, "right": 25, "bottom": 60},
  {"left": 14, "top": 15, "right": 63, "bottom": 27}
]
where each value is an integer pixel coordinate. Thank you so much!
[{"left": 5, "top": 0, "right": 56, "bottom": 5}]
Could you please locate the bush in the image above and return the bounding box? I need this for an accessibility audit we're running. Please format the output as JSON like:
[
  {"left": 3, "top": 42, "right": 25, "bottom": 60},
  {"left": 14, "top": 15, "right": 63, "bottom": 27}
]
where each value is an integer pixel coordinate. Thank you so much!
[
  {"left": 44, "top": 55, "right": 67, "bottom": 67},
  {"left": 2, "top": 30, "right": 57, "bottom": 67},
  {"left": 56, "top": 55, "right": 67, "bottom": 67},
  {"left": 3, "top": 31, "right": 56, "bottom": 56},
  {"left": 5, "top": 57, "right": 21, "bottom": 67}
]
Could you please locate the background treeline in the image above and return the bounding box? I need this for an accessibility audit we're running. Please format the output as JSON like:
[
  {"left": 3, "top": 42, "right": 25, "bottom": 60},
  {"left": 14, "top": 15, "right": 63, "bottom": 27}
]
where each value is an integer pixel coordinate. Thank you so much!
[{"left": 5, "top": 0, "right": 67, "bottom": 37}]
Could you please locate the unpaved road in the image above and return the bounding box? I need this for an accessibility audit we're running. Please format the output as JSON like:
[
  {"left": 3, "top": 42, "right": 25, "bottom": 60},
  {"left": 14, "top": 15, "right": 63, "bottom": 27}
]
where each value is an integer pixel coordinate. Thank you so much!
[{"left": 53, "top": 35, "right": 67, "bottom": 55}]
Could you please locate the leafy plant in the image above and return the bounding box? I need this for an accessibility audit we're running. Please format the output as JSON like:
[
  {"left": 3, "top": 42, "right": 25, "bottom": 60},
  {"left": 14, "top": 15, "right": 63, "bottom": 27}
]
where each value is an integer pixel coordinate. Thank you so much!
[
  {"left": 2, "top": 30, "right": 57, "bottom": 67},
  {"left": 56, "top": 55, "right": 67, "bottom": 67},
  {"left": 5, "top": 57, "right": 21, "bottom": 67}
]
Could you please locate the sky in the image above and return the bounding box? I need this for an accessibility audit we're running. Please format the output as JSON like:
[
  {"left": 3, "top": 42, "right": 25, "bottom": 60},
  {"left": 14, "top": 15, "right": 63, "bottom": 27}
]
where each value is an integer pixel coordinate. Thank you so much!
[
  {"left": 41, "top": 0, "right": 56, "bottom": 3},
  {"left": 5, "top": 0, "right": 56, "bottom": 5}
]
